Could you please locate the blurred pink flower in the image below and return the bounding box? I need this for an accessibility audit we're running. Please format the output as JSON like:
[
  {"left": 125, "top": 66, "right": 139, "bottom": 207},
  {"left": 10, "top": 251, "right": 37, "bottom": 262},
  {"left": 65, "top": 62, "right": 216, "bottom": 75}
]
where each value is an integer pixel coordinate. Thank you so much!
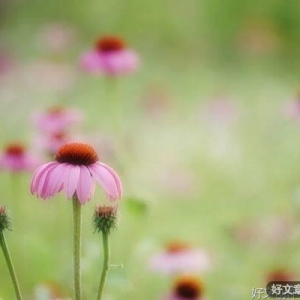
[
  {"left": 32, "top": 106, "right": 83, "bottom": 135},
  {"left": 30, "top": 142, "right": 123, "bottom": 204},
  {"left": 166, "top": 276, "right": 205, "bottom": 300},
  {"left": 80, "top": 35, "right": 140, "bottom": 76},
  {"left": 34, "top": 132, "right": 73, "bottom": 156},
  {"left": 149, "top": 242, "right": 211, "bottom": 275},
  {"left": 0, "top": 143, "right": 39, "bottom": 173},
  {"left": 36, "top": 22, "right": 77, "bottom": 53}
]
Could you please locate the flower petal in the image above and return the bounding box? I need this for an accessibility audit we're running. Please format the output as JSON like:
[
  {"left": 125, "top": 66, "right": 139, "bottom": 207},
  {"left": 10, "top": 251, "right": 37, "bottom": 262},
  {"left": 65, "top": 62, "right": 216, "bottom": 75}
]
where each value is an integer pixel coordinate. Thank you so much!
[
  {"left": 30, "top": 162, "right": 56, "bottom": 194},
  {"left": 47, "top": 163, "right": 68, "bottom": 197},
  {"left": 98, "top": 162, "right": 123, "bottom": 199},
  {"left": 76, "top": 166, "right": 93, "bottom": 204},
  {"left": 32, "top": 162, "right": 58, "bottom": 198},
  {"left": 40, "top": 164, "right": 60, "bottom": 199},
  {"left": 88, "top": 162, "right": 122, "bottom": 200},
  {"left": 63, "top": 164, "right": 80, "bottom": 199}
]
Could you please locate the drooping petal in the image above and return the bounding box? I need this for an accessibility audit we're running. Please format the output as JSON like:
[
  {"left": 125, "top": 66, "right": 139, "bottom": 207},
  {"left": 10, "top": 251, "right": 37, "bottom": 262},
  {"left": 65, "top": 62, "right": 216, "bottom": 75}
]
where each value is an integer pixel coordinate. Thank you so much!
[
  {"left": 40, "top": 164, "right": 60, "bottom": 199},
  {"left": 30, "top": 162, "right": 56, "bottom": 194},
  {"left": 98, "top": 162, "right": 122, "bottom": 198},
  {"left": 47, "top": 163, "right": 69, "bottom": 197},
  {"left": 32, "top": 162, "right": 58, "bottom": 198},
  {"left": 88, "top": 162, "right": 122, "bottom": 200},
  {"left": 76, "top": 166, "right": 93, "bottom": 204},
  {"left": 63, "top": 164, "right": 80, "bottom": 199}
]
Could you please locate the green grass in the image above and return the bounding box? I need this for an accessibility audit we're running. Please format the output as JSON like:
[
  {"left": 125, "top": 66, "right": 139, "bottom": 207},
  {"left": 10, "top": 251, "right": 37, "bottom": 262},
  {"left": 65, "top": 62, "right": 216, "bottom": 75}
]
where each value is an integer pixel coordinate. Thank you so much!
[{"left": 1, "top": 1, "right": 300, "bottom": 299}]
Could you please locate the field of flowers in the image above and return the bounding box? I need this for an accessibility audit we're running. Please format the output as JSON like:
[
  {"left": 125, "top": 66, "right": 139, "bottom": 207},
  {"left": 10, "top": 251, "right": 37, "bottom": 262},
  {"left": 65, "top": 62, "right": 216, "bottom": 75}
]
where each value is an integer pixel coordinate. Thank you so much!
[{"left": 1, "top": 1, "right": 300, "bottom": 299}]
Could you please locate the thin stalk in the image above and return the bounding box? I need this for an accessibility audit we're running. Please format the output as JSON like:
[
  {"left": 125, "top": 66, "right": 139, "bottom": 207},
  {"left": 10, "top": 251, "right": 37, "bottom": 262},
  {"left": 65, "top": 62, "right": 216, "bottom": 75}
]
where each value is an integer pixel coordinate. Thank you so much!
[
  {"left": 96, "top": 231, "right": 110, "bottom": 300},
  {"left": 72, "top": 197, "right": 82, "bottom": 300},
  {"left": 0, "top": 232, "right": 23, "bottom": 300}
]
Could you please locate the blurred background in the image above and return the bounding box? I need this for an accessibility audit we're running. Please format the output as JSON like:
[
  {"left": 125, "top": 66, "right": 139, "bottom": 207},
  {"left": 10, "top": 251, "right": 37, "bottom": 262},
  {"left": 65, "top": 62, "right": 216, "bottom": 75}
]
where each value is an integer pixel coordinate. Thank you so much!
[{"left": 1, "top": 0, "right": 300, "bottom": 299}]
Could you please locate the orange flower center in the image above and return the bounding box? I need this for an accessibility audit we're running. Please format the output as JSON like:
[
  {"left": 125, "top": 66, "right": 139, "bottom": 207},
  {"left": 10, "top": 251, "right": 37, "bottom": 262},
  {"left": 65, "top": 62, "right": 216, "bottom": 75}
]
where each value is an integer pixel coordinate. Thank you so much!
[
  {"left": 55, "top": 143, "right": 98, "bottom": 166},
  {"left": 95, "top": 205, "right": 117, "bottom": 218},
  {"left": 6, "top": 144, "right": 25, "bottom": 156},
  {"left": 95, "top": 36, "right": 125, "bottom": 52},
  {"left": 48, "top": 106, "right": 65, "bottom": 115},
  {"left": 175, "top": 276, "right": 203, "bottom": 299},
  {"left": 166, "top": 242, "right": 190, "bottom": 253}
]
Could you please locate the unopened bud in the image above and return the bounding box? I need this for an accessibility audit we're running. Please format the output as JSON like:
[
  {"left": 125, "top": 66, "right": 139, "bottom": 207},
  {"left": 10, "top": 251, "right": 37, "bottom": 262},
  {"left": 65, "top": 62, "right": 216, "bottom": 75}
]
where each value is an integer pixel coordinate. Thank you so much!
[
  {"left": 93, "top": 205, "right": 119, "bottom": 234},
  {"left": 0, "top": 206, "right": 11, "bottom": 232}
]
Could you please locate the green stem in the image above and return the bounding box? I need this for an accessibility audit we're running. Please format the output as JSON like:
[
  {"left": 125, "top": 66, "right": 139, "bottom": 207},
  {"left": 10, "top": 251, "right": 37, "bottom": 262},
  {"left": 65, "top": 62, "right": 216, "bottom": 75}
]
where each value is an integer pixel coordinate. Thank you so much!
[
  {"left": 73, "top": 197, "right": 82, "bottom": 300},
  {"left": 0, "top": 232, "right": 23, "bottom": 300},
  {"left": 96, "top": 231, "right": 110, "bottom": 300}
]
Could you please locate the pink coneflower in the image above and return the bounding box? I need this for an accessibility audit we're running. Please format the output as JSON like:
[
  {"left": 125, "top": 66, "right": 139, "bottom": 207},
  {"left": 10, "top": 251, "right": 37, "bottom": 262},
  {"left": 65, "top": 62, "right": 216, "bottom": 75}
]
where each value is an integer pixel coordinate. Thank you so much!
[
  {"left": 167, "top": 276, "right": 205, "bottom": 300},
  {"left": 149, "top": 242, "right": 211, "bottom": 275},
  {"left": 81, "top": 35, "right": 140, "bottom": 76},
  {"left": 0, "top": 143, "right": 39, "bottom": 172},
  {"left": 30, "top": 142, "right": 123, "bottom": 204},
  {"left": 32, "top": 106, "right": 83, "bottom": 135}
]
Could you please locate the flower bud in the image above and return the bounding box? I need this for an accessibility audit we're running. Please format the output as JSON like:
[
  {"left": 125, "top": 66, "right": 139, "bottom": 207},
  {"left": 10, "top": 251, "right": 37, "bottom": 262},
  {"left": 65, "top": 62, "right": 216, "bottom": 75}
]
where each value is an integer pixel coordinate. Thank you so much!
[
  {"left": 93, "top": 205, "right": 118, "bottom": 234},
  {"left": 0, "top": 206, "right": 11, "bottom": 232}
]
